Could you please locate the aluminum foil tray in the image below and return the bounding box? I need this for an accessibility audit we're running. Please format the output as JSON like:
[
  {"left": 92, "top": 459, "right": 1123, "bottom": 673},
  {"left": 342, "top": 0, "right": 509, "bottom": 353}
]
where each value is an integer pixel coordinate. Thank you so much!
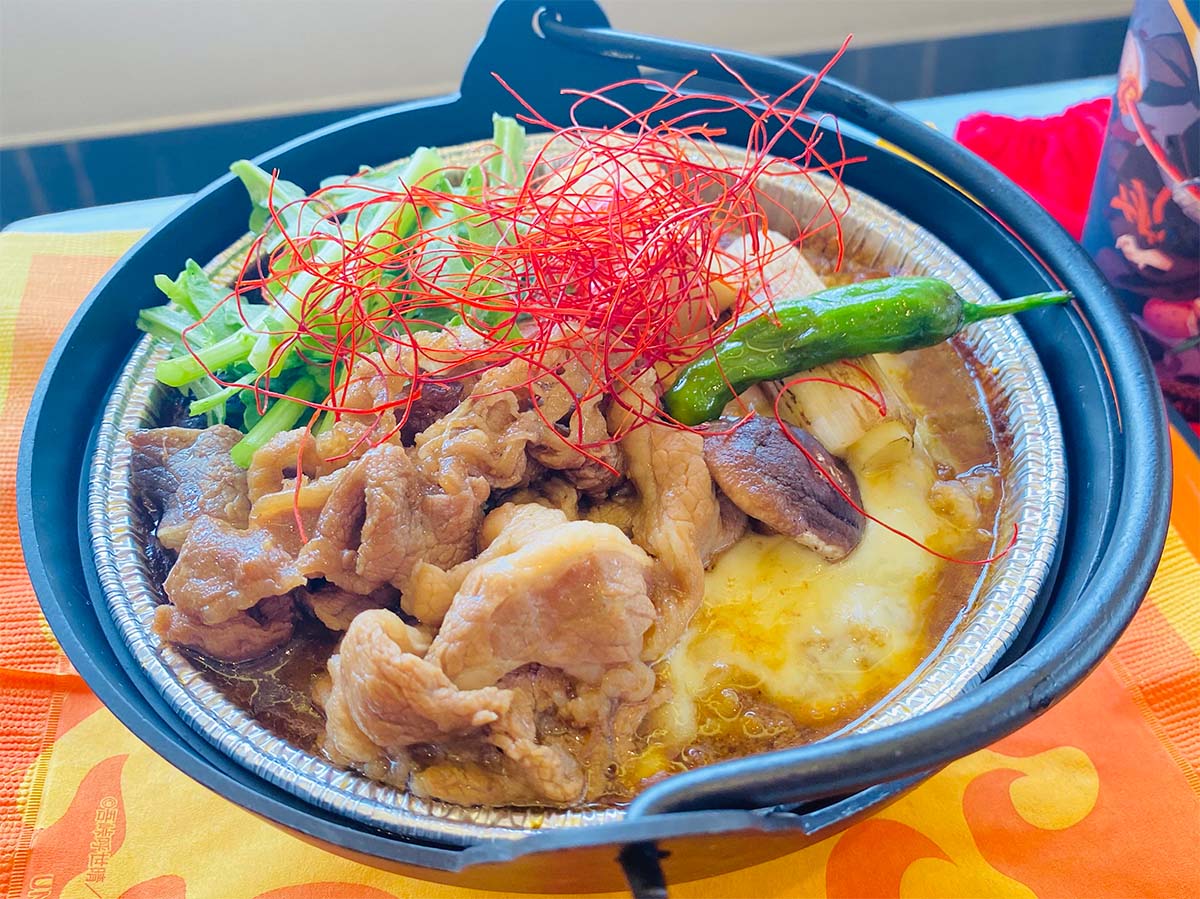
[{"left": 87, "top": 139, "right": 1066, "bottom": 846}]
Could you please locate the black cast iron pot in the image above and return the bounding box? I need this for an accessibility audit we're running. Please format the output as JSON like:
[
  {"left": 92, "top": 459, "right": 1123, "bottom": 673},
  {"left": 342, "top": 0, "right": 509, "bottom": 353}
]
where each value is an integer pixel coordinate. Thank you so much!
[{"left": 18, "top": 2, "right": 1170, "bottom": 894}]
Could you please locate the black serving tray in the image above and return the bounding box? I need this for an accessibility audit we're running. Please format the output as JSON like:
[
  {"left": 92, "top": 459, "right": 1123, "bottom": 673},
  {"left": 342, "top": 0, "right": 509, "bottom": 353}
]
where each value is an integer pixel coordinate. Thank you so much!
[{"left": 18, "top": 2, "right": 1170, "bottom": 894}]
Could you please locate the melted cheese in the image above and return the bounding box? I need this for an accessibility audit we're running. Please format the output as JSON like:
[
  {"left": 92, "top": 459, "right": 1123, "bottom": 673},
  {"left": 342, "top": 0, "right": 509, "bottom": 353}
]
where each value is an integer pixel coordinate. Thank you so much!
[{"left": 647, "top": 444, "right": 960, "bottom": 759}]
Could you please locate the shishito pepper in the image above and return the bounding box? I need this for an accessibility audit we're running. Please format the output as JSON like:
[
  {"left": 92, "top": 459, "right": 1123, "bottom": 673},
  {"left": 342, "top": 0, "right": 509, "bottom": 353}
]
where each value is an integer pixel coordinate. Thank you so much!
[{"left": 663, "top": 276, "right": 1071, "bottom": 425}]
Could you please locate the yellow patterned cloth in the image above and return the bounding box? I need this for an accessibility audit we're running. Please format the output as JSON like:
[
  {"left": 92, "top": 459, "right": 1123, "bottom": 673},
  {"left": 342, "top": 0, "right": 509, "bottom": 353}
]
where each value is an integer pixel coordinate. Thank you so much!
[{"left": 1, "top": 231, "right": 1197, "bottom": 899}]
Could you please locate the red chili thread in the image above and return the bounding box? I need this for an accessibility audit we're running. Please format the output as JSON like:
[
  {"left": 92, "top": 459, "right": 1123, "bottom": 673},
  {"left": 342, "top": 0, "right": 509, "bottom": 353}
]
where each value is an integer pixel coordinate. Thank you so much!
[{"left": 176, "top": 56, "right": 1005, "bottom": 563}]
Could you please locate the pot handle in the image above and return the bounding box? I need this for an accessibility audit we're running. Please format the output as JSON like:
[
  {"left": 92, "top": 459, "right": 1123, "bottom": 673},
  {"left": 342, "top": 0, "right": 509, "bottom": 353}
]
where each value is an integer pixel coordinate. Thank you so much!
[{"left": 618, "top": 772, "right": 933, "bottom": 897}]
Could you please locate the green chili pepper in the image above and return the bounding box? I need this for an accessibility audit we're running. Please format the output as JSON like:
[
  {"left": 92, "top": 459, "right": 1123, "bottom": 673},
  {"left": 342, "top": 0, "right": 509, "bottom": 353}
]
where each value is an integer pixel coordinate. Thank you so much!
[{"left": 663, "top": 276, "right": 1071, "bottom": 425}]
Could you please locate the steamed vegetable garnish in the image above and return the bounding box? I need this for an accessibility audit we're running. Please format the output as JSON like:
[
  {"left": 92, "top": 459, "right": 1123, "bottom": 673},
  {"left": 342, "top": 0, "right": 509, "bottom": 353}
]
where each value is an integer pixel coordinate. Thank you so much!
[
  {"left": 663, "top": 277, "right": 1072, "bottom": 425},
  {"left": 136, "top": 260, "right": 265, "bottom": 424},
  {"left": 129, "top": 58, "right": 1062, "bottom": 809},
  {"left": 137, "top": 115, "right": 528, "bottom": 441},
  {"left": 230, "top": 160, "right": 310, "bottom": 236}
]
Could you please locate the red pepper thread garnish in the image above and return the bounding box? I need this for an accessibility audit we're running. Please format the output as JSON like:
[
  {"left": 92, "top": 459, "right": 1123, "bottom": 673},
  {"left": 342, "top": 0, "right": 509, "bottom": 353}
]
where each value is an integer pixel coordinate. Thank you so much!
[
  {"left": 178, "top": 49, "right": 1011, "bottom": 566},
  {"left": 184, "top": 57, "right": 859, "bottom": 444}
]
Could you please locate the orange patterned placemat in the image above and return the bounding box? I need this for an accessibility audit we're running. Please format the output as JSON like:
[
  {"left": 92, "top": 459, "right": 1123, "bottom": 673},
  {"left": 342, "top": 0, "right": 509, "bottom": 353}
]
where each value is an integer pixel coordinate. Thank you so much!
[{"left": 1, "top": 231, "right": 1197, "bottom": 899}]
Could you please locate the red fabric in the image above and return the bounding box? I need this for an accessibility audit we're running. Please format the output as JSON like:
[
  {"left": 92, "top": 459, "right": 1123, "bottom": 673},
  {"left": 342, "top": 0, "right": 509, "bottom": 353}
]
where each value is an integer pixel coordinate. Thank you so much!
[
  {"left": 954, "top": 97, "right": 1111, "bottom": 240},
  {"left": 954, "top": 96, "right": 1200, "bottom": 442}
]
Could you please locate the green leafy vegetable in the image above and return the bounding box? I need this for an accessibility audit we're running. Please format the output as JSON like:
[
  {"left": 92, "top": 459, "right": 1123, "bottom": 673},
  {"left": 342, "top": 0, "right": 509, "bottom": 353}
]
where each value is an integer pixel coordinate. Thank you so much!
[
  {"left": 230, "top": 376, "right": 318, "bottom": 467},
  {"left": 230, "top": 160, "right": 311, "bottom": 235},
  {"left": 135, "top": 114, "right": 530, "bottom": 458}
]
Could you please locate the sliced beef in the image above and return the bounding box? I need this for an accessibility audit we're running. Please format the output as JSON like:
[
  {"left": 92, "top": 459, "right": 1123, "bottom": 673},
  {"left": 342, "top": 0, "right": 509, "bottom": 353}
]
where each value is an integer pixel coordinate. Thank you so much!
[
  {"left": 408, "top": 664, "right": 659, "bottom": 807},
  {"left": 314, "top": 416, "right": 397, "bottom": 469},
  {"left": 336, "top": 350, "right": 413, "bottom": 414},
  {"left": 415, "top": 365, "right": 544, "bottom": 491},
  {"left": 713, "top": 493, "right": 750, "bottom": 556},
  {"left": 486, "top": 686, "right": 585, "bottom": 804},
  {"left": 410, "top": 749, "right": 555, "bottom": 807},
  {"left": 242, "top": 344, "right": 473, "bottom": 504},
  {"left": 322, "top": 609, "right": 513, "bottom": 761},
  {"left": 403, "top": 503, "right": 567, "bottom": 627},
  {"left": 323, "top": 505, "right": 659, "bottom": 805},
  {"left": 398, "top": 380, "right": 465, "bottom": 443},
  {"left": 247, "top": 477, "right": 342, "bottom": 556},
  {"left": 154, "top": 594, "right": 295, "bottom": 663},
  {"left": 246, "top": 418, "right": 397, "bottom": 509},
  {"left": 702, "top": 416, "right": 865, "bottom": 560},
  {"left": 320, "top": 332, "right": 484, "bottom": 458},
  {"left": 609, "top": 373, "right": 726, "bottom": 661},
  {"left": 163, "top": 516, "right": 305, "bottom": 624},
  {"left": 552, "top": 662, "right": 662, "bottom": 799},
  {"left": 584, "top": 489, "right": 640, "bottom": 535},
  {"left": 294, "top": 582, "right": 399, "bottom": 631},
  {"left": 414, "top": 354, "right": 624, "bottom": 497},
  {"left": 428, "top": 509, "right": 655, "bottom": 690},
  {"left": 129, "top": 425, "right": 249, "bottom": 549},
  {"left": 499, "top": 477, "right": 581, "bottom": 521},
  {"left": 246, "top": 429, "right": 324, "bottom": 503},
  {"left": 296, "top": 442, "right": 485, "bottom": 595},
  {"left": 526, "top": 359, "right": 623, "bottom": 495}
]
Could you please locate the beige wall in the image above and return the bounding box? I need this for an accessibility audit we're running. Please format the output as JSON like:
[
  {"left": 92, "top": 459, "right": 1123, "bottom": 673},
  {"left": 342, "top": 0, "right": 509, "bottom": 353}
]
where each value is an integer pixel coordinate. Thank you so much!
[{"left": 0, "top": 0, "right": 1129, "bottom": 147}]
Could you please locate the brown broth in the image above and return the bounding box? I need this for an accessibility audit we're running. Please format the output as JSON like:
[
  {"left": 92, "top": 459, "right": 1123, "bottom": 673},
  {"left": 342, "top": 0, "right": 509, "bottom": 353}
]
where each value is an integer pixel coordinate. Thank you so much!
[{"left": 189, "top": 619, "right": 337, "bottom": 749}]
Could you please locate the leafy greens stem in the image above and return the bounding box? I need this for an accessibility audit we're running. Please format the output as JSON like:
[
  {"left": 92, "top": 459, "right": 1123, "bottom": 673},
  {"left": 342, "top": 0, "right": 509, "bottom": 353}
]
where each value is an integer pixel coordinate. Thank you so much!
[
  {"left": 230, "top": 376, "right": 319, "bottom": 468},
  {"left": 156, "top": 330, "right": 257, "bottom": 388}
]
